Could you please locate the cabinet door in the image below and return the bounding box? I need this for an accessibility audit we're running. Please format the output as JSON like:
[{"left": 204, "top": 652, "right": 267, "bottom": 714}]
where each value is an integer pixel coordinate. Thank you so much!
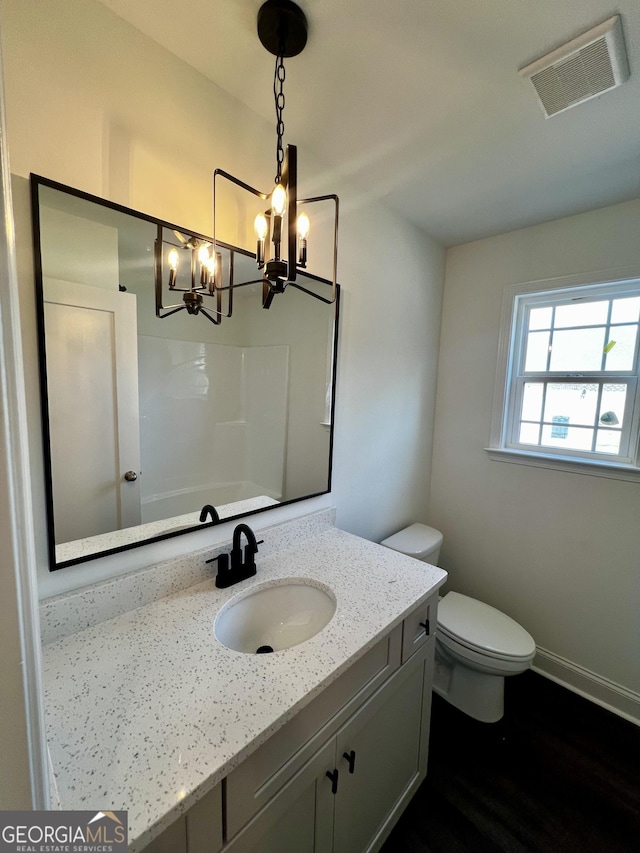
[
  {"left": 186, "top": 783, "right": 223, "bottom": 853},
  {"left": 223, "top": 738, "right": 336, "bottom": 853},
  {"left": 141, "top": 816, "right": 187, "bottom": 853},
  {"left": 225, "top": 626, "right": 402, "bottom": 839},
  {"left": 333, "top": 652, "right": 425, "bottom": 853}
]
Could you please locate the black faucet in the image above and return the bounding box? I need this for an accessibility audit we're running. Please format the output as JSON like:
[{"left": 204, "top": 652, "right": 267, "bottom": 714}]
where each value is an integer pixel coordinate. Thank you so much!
[
  {"left": 207, "top": 523, "right": 264, "bottom": 589},
  {"left": 199, "top": 504, "right": 219, "bottom": 524},
  {"left": 230, "top": 524, "right": 262, "bottom": 575}
]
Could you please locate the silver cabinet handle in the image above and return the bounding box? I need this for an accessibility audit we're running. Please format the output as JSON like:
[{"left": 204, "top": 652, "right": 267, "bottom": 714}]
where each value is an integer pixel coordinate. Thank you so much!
[{"left": 124, "top": 471, "right": 138, "bottom": 482}]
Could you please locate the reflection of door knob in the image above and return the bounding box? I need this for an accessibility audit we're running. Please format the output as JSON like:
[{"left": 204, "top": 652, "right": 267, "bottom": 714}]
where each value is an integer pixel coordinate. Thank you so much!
[{"left": 124, "top": 471, "right": 138, "bottom": 482}]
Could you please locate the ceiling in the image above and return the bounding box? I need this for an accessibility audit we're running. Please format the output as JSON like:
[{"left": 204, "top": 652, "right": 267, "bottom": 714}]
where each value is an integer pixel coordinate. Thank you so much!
[{"left": 96, "top": 0, "right": 640, "bottom": 246}]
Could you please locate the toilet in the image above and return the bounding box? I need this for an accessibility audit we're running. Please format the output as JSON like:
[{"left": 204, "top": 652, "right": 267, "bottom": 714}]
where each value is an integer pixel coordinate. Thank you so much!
[{"left": 381, "top": 523, "right": 536, "bottom": 723}]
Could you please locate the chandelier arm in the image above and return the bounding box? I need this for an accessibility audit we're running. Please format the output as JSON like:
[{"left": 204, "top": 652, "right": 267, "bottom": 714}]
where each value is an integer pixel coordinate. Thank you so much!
[
  {"left": 156, "top": 305, "right": 187, "bottom": 319},
  {"left": 287, "top": 281, "right": 337, "bottom": 304},
  {"left": 213, "top": 169, "right": 273, "bottom": 321},
  {"left": 162, "top": 285, "right": 209, "bottom": 294},
  {"left": 199, "top": 306, "right": 223, "bottom": 326},
  {"left": 297, "top": 194, "right": 339, "bottom": 204},
  {"left": 214, "top": 278, "right": 267, "bottom": 293},
  {"left": 295, "top": 193, "right": 339, "bottom": 302},
  {"left": 214, "top": 168, "right": 270, "bottom": 201}
]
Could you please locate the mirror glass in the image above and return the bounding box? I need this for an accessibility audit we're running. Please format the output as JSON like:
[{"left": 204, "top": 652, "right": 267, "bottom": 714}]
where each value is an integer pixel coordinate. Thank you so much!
[{"left": 31, "top": 176, "right": 339, "bottom": 569}]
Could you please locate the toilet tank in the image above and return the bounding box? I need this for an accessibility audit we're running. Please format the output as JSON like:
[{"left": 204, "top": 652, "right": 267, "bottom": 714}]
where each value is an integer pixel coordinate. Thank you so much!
[{"left": 380, "top": 523, "right": 443, "bottom": 565}]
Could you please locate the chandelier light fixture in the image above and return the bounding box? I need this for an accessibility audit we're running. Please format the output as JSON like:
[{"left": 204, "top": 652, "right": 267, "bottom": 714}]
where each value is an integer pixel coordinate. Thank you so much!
[
  {"left": 155, "top": 227, "right": 223, "bottom": 324},
  {"left": 155, "top": 0, "right": 339, "bottom": 324},
  {"left": 213, "top": 0, "right": 339, "bottom": 310}
]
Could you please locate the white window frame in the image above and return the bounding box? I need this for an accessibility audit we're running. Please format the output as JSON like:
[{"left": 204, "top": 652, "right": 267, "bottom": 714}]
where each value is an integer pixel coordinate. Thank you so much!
[{"left": 487, "top": 267, "right": 640, "bottom": 482}]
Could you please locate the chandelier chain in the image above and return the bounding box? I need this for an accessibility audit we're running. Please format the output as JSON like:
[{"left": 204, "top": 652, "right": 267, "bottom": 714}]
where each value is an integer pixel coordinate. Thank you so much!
[{"left": 274, "top": 52, "right": 286, "bottom": 183}]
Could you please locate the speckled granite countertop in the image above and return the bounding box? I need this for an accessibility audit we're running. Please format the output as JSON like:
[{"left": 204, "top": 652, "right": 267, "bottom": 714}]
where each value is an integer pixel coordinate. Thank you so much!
[{"left": 42, "top": 525, "right": 446, "bottom": 851}]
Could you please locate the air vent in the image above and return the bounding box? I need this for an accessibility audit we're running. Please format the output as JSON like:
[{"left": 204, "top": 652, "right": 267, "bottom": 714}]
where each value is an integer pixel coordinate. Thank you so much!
[{"left": 519, "top": 16, "right": 629, "bottom": 117}]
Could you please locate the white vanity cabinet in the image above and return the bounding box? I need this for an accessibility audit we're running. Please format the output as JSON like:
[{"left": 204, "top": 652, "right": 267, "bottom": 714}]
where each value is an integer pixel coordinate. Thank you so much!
[
  {"left": 331, "top": 646, "right": 430, "bottom": 852},
  {"left": 183, "top": 594, "right": 438, "bottom": 853},
  {"left": 42, "top": 520, "right": 447, "bottom": 853}
]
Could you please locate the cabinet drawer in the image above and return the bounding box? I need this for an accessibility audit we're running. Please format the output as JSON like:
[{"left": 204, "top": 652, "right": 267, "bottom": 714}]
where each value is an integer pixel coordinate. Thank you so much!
[
  {"left": 402, "top": 594, "right": 438, "bottom": 663},
  {"left": 225, "top": 623, "right": 402, "bottom": 840}
]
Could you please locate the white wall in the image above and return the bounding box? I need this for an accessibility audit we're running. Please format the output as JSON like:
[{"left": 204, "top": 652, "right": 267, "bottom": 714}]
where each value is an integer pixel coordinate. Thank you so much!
[
  {"left": 40, "top": 204, "right": 120, "bottom": 291},
  {"left": 1, "top": 0, "right": 445, "bottom": 599},
  {"left": 429, "top": 199, "right": 640, "bottom": 721},
  {"left": 0, "top": 42, "right": 46, "bottom": 806},
  {"left": 0, "top": 179, "right": 34, "bottom": 812}
]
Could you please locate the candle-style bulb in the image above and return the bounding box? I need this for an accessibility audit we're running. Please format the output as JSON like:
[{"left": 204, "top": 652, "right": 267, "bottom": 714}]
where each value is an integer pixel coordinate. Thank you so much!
[
  {"left": 167, "top": 248, "right": 179, "bottom": 288},
  {"left": 297, "top": 212, "right": 310, "bottom": 267},
  {"left": 198, "top": 245, "right": 210, "bottom": 286},
  {"left": 254, "top": 213, "right": 268, "bottom": 240},
  {"left": 271, "top": 183, "right": 286, "bottom": 216},
  {"left": 297, "top": 212, "right": 310, "bottom": 240}
]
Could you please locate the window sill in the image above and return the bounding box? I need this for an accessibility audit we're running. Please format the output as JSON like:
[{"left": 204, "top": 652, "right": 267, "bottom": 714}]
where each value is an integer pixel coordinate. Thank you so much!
[{"left": 485, "top": 447, "right": 640, "bottom": 483}]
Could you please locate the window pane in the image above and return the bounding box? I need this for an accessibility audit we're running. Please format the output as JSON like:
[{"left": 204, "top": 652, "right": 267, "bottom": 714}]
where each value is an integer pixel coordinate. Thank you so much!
[
  {"left": 554, "top": 300, "right": 608, "bottom": 328},
  {"left": 519, "top": 422, "right": 540, "bottom": 444},
  {"left": 540, "top": 423, "right": 594, "bottom": 451},
  {"left": 611, "top": 296, "right": 640, "bottom": 324},
  {"left": 507, "top": 282, "right": 640, "bottom": 464},
  {"left": 522, "top": 382, "right": 543, "bottom": 420},
  {"left": 549, "top": 328, "right": 605, "bottom": 371},
  {"left": 603, "top": 325, "right": 637, "bottom": 371},
  {"left": 598, "top": 384, "right": 626, "bottom": 429},
  {"left": 528, "top": 307, "right": 552, "bottom": 331},
  {"left": 524, "top": 331, "right": 550, "bottom": 371},
  {"left": 595, "top": 430, "right": 621, "bottom": 454},
  {"left": 543, "top": 383, "right": 598, "bottom": 427}
]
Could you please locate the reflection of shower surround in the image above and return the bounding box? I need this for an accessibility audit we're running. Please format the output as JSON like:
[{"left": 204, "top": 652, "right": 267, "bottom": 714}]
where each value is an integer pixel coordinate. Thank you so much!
[{"left": 138, "top": 336, "right": 289, "bottom": 523}]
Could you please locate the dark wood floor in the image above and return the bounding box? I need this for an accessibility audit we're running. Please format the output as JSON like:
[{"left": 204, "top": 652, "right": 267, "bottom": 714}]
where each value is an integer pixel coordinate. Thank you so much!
[{"left": 381, "top": 671, "right": 640, "bottom": 852}]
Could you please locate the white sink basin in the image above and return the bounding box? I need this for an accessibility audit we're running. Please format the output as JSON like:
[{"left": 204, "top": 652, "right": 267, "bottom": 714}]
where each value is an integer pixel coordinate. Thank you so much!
[{"left": 214, "top": 578, "right": 336, "bottom": 654}]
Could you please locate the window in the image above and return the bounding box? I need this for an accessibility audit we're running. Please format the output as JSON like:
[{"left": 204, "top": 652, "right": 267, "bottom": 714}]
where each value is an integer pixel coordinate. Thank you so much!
[{"left": 489, "top": 273, "right": 640, "bottom": 480}]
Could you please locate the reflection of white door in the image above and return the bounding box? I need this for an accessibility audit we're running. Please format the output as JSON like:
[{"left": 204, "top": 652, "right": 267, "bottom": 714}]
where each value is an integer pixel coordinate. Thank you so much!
[{"left": 44, "top": 279, "right": 141, "bottom": 543}]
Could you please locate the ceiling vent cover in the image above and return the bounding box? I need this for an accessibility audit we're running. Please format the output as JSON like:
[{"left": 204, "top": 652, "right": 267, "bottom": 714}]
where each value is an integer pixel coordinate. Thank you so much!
[{"left": 519, "top": 16, "right": 629, "bottom": 117}]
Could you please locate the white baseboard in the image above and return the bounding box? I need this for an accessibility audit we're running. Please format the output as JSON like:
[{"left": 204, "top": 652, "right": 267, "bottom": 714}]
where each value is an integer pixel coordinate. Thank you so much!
[{"left": 532, "top": 647, "right": 640, "bottom": 727}]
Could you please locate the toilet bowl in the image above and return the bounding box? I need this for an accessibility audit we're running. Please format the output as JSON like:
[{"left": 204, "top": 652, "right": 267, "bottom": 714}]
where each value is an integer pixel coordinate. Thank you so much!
[{"left": 380, "top": 524, "right": 536, "bottom": 723}]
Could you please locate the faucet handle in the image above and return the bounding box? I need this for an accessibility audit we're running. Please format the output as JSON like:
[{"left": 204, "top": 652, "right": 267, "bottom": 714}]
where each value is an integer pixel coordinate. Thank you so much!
[
  {"left": 208, "top": 553, "right": 238, "bottom": 588},
  {"left": 205, "top": 552, "right": 226, "bottom": 566}
]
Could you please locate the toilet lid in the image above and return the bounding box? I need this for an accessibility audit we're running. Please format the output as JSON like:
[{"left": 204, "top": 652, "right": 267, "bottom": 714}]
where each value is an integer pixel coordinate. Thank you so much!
[
  {"left": 380, "top": 524, "right": 443, "bottom": 559},
  {"left": 437, "top": 592, "right": 535, "bottom": 659}
]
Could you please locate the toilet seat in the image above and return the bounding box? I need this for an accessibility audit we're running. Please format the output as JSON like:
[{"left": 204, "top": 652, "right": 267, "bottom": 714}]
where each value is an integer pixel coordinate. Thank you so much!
[{"left": 437, "top": 592, "right": 535, "bottom": 661}]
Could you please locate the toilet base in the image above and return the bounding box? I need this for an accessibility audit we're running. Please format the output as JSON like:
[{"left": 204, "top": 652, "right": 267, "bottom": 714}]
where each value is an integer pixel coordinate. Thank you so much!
[{"left": 434, "top": 643, "right": 506, "bottom": 723}]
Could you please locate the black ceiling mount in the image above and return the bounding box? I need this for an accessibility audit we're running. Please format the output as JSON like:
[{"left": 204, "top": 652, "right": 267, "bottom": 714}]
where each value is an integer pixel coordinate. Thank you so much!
[{"left": 257, "top": 0, "right": 308, "bottom": 57}]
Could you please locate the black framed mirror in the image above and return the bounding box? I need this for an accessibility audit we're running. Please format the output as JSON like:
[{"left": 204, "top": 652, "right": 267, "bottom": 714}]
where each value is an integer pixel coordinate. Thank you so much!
[{"left": 31, "top": 175, "right": 339, "bottom": 569}]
